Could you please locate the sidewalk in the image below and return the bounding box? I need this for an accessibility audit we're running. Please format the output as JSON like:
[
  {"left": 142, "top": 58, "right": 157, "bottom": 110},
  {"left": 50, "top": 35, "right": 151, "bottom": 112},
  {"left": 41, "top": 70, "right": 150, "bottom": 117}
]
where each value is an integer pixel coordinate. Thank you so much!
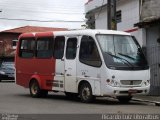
[
  {"left": 133, "top": 95, "right": 160, "bottom": 102},
  {"left": 132, "top": 95, "right": 160, "bottom": 106}
]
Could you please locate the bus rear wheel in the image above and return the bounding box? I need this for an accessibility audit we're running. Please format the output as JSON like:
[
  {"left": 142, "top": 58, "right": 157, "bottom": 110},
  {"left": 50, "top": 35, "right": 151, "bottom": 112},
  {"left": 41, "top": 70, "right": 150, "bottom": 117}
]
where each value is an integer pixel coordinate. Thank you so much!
[
  {"left": 117, "top": 96, "right": 132, "bottom": 103},
  {"left": 79, "top": 82, "right": 95, "bottom": 103},
  {"left": 29, "top": 80, "right": 48, "bottom": 98}
]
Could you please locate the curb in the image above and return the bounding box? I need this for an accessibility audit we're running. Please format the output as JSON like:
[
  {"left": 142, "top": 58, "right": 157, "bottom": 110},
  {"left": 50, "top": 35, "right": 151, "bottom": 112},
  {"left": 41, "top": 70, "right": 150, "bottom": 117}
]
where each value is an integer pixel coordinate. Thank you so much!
[{"left": 132, "top": 98, "right": 160, "bottom": 106}]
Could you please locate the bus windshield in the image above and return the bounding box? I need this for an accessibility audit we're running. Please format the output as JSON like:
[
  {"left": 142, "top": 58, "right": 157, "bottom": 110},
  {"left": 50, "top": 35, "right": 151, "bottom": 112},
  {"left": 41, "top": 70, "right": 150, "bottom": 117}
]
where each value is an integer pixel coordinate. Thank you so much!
[{"left": 96, "top": 34, "right": 149, "bottom": 70}]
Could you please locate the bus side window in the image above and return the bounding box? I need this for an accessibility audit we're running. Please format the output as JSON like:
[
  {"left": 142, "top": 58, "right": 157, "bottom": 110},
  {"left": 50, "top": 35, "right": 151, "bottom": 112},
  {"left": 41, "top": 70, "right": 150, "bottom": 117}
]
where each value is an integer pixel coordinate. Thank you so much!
[
  {"left": 66, "top": 38, "right": 77, "bottom": 59},
  {"left": 53, "top": 36, "right": 65, "bottom": 59},
  {"left": 19, "top": 38, "right": 35, "bottom": 58},
  {"left": 36, "top": 37, "right": 53, "bottom": 58},
  {"left": 79, "top": 35, "right": 101, "bottom": 67}
]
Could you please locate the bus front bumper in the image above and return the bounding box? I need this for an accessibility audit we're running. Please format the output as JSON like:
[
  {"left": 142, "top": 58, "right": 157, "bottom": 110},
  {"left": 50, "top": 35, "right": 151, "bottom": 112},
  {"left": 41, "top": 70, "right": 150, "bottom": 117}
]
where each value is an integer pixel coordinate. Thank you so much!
[{"left": 103, "top": 85, "right": 150, "bottom": 97}]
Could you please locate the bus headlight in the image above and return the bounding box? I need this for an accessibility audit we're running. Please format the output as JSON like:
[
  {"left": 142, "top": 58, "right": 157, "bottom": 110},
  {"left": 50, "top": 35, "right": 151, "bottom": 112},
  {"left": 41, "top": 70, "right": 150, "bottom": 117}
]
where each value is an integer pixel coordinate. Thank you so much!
[
  {"left": 113, "top": 81, "right": 120, "bottom": 87},
  {"left": 106, "top": 79, "right": 120, "bottom": 87},
  {"left": 142, "top": 80, "right": 150, "bottom": 86}
]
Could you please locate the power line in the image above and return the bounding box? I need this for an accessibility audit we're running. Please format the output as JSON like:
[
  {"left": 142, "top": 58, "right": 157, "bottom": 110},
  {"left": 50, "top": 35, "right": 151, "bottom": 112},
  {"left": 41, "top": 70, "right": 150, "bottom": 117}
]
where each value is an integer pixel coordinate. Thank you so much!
[
  {"left": 0, "top": 1, "right": 84, "bottom": 9},
  {"left": 0, "top": 17, "right": 85, "bottom": 23},
  {"left": 0, "top": 8, "right": 84, "bottom": 15},
  {"left": 0, "top": 6, "right": 83, "bottom": 13},
  {"left": 0, "top": 2, "right": 84, "bottom": 12}
]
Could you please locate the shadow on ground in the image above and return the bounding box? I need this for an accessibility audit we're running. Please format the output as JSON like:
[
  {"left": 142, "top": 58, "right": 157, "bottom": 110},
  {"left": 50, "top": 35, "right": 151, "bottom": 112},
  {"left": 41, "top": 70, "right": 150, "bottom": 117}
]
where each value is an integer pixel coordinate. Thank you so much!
[
  {"left": 0, "top": 80, "right": 15, "bottom": 83},
  {"left": 14, "top": 92, "right": 149, "bottom": 106}
]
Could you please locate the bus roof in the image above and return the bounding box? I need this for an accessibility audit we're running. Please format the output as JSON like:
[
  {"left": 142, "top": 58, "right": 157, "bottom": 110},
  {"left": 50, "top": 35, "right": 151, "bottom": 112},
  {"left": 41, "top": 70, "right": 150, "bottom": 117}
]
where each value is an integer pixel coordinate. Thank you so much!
[{"left": 19, "top": 29, "right": 131, "bottom": 38}]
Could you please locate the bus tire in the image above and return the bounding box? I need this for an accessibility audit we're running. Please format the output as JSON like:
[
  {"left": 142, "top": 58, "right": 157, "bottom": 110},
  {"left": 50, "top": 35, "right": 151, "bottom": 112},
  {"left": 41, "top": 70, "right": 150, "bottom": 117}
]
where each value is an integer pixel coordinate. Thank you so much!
[
  {"left": 117, "top": 96, "right": 132, "bottom": 103},
  {"left": 79, "top": 82, "right": 95, "bottom": 103},
  {"left": 29, "top": 80, "right": 48, "bottom": 98}
]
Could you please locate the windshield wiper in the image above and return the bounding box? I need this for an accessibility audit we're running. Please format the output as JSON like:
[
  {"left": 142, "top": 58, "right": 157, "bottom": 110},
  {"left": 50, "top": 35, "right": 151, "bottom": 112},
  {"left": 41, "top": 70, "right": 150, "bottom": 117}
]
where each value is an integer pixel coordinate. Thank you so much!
[
  {"left": 106, "top": 52, "right": 135, "bottom": 69},
  {"left": 118, "top": 53, "right": 135, "bottom": 60}
]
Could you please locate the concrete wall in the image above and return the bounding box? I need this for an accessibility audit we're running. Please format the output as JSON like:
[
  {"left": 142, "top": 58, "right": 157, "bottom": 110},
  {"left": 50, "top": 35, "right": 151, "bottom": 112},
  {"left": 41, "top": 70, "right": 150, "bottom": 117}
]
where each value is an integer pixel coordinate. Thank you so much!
[{"left": 141, "top": 0, "right": 160, "bottom": 21}]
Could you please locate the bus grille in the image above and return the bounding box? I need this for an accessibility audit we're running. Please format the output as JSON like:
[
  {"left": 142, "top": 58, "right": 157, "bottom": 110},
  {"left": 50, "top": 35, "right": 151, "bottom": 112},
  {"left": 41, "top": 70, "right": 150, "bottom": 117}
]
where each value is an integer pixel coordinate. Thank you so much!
[{"left": 120, "top": 80, "right": 142, "bottom": 86}]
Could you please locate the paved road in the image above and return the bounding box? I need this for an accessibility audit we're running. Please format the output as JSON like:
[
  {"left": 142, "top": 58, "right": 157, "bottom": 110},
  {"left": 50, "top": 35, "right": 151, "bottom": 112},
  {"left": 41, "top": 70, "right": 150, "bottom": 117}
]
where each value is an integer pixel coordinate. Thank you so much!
[{"left": 0, "top": 82, "right": 160, "bottom": 114}]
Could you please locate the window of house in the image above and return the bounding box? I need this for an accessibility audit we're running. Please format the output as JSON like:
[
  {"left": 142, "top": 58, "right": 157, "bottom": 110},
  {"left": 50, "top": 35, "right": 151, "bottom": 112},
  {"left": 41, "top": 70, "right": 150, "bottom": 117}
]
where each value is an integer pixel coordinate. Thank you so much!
[
  {"left": 79, "top": 35, "right": 101, "bottom": 67},
  {"left": 116, "top": 10, "right": 122, "bottom": 23},
  {"left": 66, "top": 38, "right": 77, "bottom": 59},
  {"left": 53, "top": 36, "right": 65, "bottom": 59},
  {"left": 36, "top": 37, "right": 53, "bottom": 58},
  {"left": 19, "top": 38, "right": 35, "bottom": 58},
  {"left": 12, "top": 40, "right": 18, "bottom": 49}
]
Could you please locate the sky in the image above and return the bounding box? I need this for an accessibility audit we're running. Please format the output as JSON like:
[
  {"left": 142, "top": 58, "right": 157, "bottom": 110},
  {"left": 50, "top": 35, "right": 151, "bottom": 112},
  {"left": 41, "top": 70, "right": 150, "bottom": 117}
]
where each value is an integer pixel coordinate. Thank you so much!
[{"left": 0, "top": 0, "right": 88, "bottom": 31}]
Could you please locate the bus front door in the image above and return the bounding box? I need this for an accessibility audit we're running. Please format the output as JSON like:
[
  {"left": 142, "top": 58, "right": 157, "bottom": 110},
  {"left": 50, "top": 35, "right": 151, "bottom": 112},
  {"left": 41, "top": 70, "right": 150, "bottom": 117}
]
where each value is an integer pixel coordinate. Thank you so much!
[{"left": 64, "top": 37, "right": 78, "bottom": 93}]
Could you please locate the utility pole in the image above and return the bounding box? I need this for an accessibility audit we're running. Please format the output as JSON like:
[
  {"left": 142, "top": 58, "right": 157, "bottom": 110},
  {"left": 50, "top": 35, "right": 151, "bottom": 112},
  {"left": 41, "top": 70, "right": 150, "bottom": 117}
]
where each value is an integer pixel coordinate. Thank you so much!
[
  {"left": 113, "top": 0, "right": 117, "bottom": 30},
  {"left": 107, "top": 0, "right": 117, "bottom": 30},
  {"left": 107, "top": 0, "right": 112, "bottom": 30}
]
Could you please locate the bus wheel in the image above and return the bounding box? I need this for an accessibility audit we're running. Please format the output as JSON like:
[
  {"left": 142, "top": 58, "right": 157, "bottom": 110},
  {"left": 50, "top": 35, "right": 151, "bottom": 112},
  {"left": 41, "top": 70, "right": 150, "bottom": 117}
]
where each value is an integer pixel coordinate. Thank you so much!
[
  {"left": 117, "top": 96, "right": 132, "bottom": 103},
  {"left": 79, "top": 83, "right": 94, "bottom": 103},
  {"left": 29, "top": 80, "right": 48, "bottom": 98},
  {"left": 29, "top": 80, "right": 41, "bottom": 98}
]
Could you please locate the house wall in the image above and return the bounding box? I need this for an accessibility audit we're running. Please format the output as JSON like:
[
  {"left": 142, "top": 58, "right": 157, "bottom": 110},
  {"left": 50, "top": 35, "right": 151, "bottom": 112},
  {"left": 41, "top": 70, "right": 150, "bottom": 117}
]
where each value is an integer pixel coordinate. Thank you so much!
[
  {"left": 0, "top": 33, "right": 19, "bottom": 56},
  {"left": 86, "top": 0, "right": 140, "bottom": 30},
  {"left": 146, "top": 25, "right": 160, "bottom": 95},
  {"left": 85, "top": 0, "right": 107, "bottom": 13},
  {"left": 117, "top": 0, "right": 139, "bottom": 31},
  {"left": 95, "top": 8, "right": 108, "bottom": 29}
]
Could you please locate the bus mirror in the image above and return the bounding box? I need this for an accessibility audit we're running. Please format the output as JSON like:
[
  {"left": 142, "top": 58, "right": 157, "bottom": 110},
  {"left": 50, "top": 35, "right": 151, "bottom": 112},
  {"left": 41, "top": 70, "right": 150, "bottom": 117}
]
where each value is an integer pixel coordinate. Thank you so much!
[{"left": 157, "top": 38, "right": 160, "bottom": 43}]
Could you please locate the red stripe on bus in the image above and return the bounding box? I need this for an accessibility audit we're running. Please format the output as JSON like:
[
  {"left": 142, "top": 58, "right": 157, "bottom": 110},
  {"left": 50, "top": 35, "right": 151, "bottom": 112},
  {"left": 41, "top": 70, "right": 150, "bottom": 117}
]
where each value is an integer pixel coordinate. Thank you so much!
[
  {"left": 125, "top": 28, "right": 139, "bottom": 33},
  {"left": 85, "top": 0, "right": 93, "bottom": 5}
]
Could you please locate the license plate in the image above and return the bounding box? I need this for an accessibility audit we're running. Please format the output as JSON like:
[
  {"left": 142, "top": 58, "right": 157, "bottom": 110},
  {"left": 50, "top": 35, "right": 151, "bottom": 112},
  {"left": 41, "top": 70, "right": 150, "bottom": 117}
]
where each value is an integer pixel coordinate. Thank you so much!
[
  {"left": 8, "top": 74, "right": 14, "bottom": 77},
  {"left": 128, "top": 89, "right": 137, "bottom": 94}
]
